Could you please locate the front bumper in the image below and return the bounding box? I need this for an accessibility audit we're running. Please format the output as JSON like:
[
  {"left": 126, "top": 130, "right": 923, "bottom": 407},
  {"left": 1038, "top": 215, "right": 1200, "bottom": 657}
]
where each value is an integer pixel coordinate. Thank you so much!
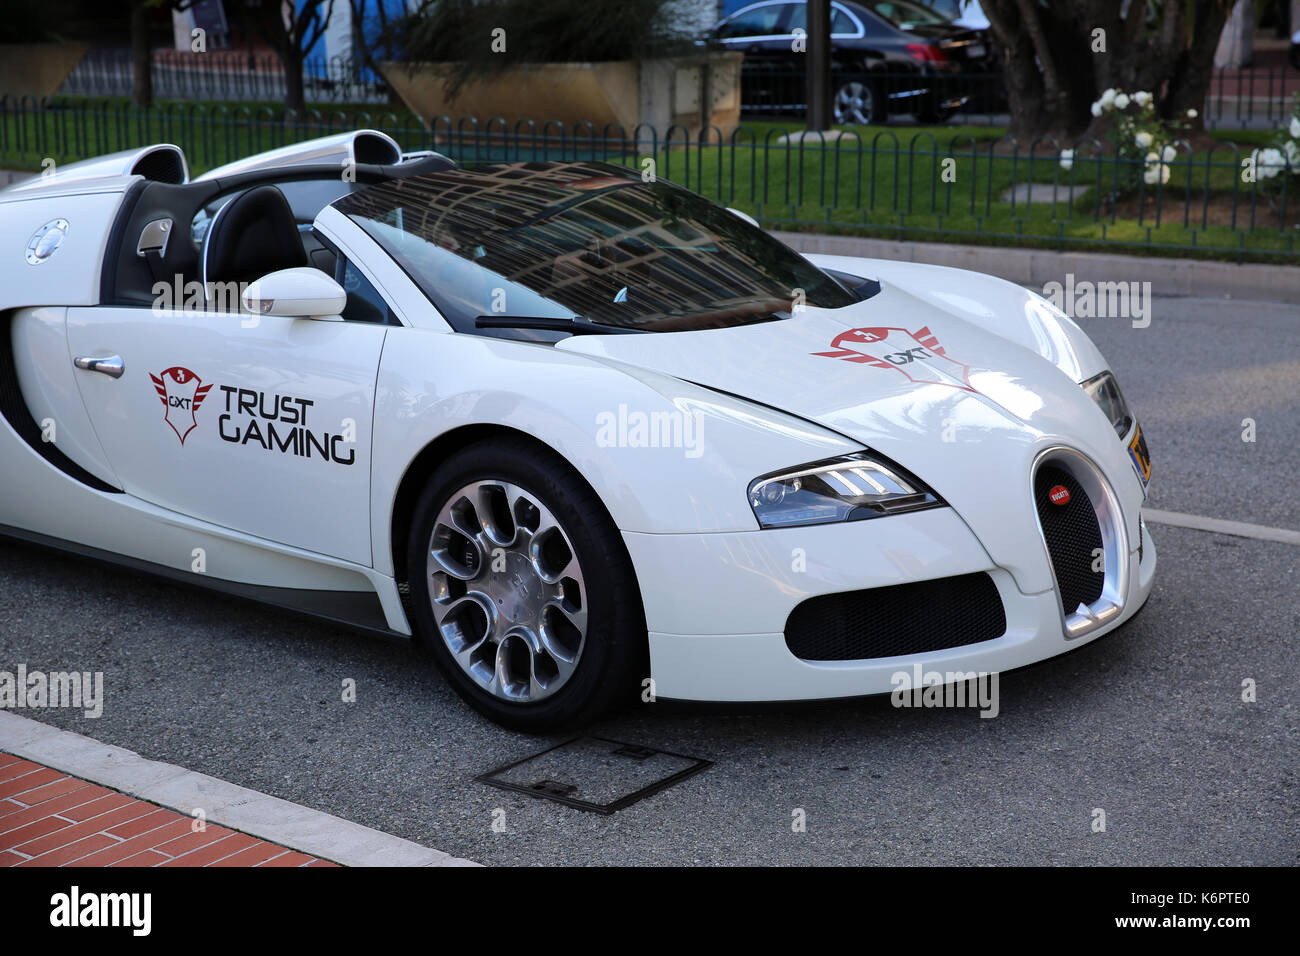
[{"left": 625, "top": 506, "right": 1156, "bottom": 702}]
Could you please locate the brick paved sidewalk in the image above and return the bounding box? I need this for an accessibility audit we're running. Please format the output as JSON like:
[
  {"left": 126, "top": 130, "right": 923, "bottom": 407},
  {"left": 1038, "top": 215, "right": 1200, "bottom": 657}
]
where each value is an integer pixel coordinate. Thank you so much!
[{"left": 0, "top": 753, "right": 338, "bottom": 868}]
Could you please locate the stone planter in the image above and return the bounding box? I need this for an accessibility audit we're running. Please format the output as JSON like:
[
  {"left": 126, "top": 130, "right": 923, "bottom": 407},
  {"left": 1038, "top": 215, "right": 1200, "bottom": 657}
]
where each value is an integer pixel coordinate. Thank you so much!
[
  {"left": 0, "top": 43, "right": 88, "bottom": 100},
  {"left": 380, "top": 52, "right": 743, "bottom": 142}
]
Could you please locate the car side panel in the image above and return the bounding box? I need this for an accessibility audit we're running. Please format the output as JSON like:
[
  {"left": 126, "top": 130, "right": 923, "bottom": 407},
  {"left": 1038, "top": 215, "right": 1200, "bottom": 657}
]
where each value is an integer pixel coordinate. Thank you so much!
[
  {"left": 0, "top": 188, "right": 121, "bottom": 312},
  {"left": 0, "top": 401, "right": 407, "bottom": 623},
  {"left": 10, "top": 307, "right": 121, "bottom": 487}
]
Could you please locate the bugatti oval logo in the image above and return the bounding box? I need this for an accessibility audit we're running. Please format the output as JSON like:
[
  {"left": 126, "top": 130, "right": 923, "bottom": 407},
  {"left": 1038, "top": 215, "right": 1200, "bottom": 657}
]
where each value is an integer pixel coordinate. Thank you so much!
[{"left": 1049, "top": 484, "right": 1071, "bottom": 506}]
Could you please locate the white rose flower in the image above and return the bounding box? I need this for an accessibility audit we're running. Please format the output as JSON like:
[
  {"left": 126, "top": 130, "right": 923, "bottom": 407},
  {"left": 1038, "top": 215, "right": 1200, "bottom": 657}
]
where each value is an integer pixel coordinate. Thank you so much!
[
  {"left": 1114, "top": 93, "right": 1131, "bottom": 110},
  {"left": 1135, "top": 131, "right": 1153, "bottom": 149},
  {"left": 1099, "top": 88, "right": 1117, "bottom": 110},
  {"left": 1059, "top": 148, "right": 1075, "bottom": 171},
  {"left": 1091, "top": 101, "right": 1104, "bottom": 117},
  {"left": 1160, "top": 163, "right": 1171, "bottom": 184},
  {"left": 1161, "top": 145, "right": 1177, "bottom": 163},
  {"left": 1133, "top": 91, "right": 1153, "bottom": 108},
  {"left": 1186, "top": 108, "right": 1197, "bottom": 119},
  {"left": 1284, "top": 140, "right": 1300, "bottom": 170},
  {"left": 1143, "top": 165, "right": 1160, "bottom": 185},
  {"left": 1257, "top": 148, "right": 1284, "bottom": 180},
  {"left": 1289, "top": 116, "right": 1300, "bottom": 140}
]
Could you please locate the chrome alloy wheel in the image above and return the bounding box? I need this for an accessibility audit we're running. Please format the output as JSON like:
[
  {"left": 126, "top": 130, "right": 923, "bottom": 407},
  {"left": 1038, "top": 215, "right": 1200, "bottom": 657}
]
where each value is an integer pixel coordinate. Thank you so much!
[
  {"left": 425, "top": 480, "right": 588, "bottom": 703},
  {"left": 833, "top": 81, "right": 875, "bottom": 125}
]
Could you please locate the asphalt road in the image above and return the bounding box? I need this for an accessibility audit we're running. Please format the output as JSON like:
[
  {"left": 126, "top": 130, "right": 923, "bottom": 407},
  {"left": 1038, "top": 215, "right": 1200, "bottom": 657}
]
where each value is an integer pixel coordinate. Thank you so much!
[{"left": 1, "top": 294, "right": 1296, "bottom": 866}]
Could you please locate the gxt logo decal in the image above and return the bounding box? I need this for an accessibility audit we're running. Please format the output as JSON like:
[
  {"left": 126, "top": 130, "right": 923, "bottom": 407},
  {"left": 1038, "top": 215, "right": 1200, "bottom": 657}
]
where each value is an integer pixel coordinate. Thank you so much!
[
  {"left": 812, "top": 326, "right": 976, "bottom": 392},
  {"left": 149, "top": 366, "right": 211, "bottom": 445}
]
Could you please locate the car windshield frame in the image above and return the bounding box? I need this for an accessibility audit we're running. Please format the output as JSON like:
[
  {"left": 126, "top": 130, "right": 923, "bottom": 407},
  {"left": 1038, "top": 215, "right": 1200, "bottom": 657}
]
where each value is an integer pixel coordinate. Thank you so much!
[{"left": 332, "top": 161, "right": 856, "bottom": 334}]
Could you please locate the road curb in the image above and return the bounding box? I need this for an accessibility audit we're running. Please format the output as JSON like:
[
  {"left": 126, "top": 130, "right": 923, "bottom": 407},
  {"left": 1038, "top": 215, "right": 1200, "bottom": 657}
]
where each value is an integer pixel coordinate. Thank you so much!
[
  {"left": 0, "top": 712, "right": 479, "bottom": 867},
  {"left": 774, "top": 231, "right": 1300, "bottom": 304}
]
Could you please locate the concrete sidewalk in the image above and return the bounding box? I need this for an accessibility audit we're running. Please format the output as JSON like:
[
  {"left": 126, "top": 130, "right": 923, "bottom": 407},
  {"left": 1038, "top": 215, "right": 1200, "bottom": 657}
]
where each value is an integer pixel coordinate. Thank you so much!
[{"left": 0, "top": 712, "right": 478, "bottom": 867}]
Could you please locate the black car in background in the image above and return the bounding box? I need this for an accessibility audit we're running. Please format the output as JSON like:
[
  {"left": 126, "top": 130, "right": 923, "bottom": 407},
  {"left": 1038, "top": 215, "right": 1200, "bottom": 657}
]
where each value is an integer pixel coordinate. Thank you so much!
[{"left": 713, "top": 0, "right": 999, "bottom": 124}]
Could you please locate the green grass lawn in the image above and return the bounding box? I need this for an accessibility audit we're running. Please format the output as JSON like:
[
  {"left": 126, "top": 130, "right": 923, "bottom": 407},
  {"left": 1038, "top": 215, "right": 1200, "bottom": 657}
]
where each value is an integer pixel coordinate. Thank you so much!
[{"left": 2, "top": 99, "right": 1296, "bottom": 262}]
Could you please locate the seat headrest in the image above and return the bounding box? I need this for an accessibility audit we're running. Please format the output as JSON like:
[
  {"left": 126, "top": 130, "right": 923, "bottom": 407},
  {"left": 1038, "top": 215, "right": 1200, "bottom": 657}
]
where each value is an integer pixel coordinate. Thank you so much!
[{"left": 202, "top": 184, "right": 308, "bottom": 296}]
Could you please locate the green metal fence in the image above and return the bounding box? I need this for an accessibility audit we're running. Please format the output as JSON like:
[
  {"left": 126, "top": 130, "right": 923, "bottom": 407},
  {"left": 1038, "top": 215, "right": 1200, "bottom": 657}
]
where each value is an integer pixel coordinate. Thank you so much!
[{"left": 2, "top": 96, "right": 1296, "bottom": 263}]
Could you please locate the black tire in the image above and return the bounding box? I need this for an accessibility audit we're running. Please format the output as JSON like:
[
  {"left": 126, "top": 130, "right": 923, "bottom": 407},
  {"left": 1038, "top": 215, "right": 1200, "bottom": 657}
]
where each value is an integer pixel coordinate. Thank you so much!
[{"left": 405, "top": 434, "right": 646, "bottom": 732}]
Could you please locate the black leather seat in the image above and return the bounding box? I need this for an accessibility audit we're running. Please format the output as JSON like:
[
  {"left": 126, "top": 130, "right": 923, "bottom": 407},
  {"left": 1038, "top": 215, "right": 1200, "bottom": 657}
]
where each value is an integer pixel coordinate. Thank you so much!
[{"left": 201, "top": 185, "right": 307, "bottom": 300}]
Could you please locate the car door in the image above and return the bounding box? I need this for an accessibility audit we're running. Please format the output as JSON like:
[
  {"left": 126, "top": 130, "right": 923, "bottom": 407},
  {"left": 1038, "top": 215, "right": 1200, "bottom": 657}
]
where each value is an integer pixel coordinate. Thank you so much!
[{"left": 65, "top": 276, "right": 386, "bottom": 566}]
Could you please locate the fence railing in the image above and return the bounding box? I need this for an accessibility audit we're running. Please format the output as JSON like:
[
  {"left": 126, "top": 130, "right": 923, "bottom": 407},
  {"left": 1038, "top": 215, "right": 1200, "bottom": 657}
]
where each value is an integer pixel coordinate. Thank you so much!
[
  {"left": 58, "top": 48, "right": 390, "bottom": 104},
  {"left": 1, "top": 97, "right": 1295, "bottom": 262}
]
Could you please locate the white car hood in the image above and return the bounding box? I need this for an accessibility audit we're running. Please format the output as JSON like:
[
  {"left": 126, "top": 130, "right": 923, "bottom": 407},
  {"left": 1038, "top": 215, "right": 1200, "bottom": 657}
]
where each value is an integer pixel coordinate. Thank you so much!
[{"left": 559, "top": 280, "right": 1139, "bottom": 594}]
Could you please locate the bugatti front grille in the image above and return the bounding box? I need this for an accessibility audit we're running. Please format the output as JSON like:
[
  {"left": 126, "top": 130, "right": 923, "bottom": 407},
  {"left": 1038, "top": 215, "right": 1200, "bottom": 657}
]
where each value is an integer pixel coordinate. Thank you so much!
[
  {"left": 1034, "top": 464, "right": 1105, "bottom": 613},
  {"left": 784, "top": 573, "right": 1006, "bottom": 662}
]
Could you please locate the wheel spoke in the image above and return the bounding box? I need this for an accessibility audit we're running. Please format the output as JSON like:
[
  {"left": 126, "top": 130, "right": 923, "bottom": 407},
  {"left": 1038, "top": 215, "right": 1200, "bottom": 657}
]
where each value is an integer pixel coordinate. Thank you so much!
[
  {"left": 425, "top": 479, "right": 589, "bottom": 704},
  {"left": 544, "top": 598, "right": 588, "bottom": 642},
  {"left": 475, "top": 483, "right": 517, "bottom": 547},
  {"left": 434, "top": 592, "right": 496, "bottom": 656}
]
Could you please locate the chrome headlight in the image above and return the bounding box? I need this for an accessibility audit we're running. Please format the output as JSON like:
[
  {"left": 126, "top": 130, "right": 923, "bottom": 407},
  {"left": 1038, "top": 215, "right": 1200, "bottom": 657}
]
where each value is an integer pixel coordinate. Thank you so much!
[
  {"left": 748, "top": 453, "right": 944, "bottom": 529},
  {"left": 1081, "top": 370, "right": 1133, "bottom": 438}
]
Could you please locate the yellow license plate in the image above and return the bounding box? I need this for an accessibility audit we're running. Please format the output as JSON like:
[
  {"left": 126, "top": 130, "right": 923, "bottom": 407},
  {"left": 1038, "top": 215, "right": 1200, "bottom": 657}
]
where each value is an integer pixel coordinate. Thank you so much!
[{"left": 1128, "top": 422, "right": 1151, "bottom": 487}]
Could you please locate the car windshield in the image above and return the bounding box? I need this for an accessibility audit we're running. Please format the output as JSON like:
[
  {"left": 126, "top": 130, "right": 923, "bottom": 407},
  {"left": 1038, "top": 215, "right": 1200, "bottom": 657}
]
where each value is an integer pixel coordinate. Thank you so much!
[{"left": 333, "top": 161, "right": 855, "bottom": 333}]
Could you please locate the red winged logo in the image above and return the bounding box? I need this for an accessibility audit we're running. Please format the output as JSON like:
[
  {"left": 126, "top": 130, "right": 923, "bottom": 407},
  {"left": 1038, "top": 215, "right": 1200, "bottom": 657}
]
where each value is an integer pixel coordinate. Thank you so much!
[
  {"left": 149, "top": 366, "right": 211, "bottom": 446},
  {"left": 812, "top": 325, "right": 977, "bottom": 392}
]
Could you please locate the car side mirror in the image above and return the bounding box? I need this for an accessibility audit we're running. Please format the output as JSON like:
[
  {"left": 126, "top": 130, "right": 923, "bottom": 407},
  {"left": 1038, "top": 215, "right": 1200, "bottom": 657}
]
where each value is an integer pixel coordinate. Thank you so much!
[
  {"left": 242, "top": 267, "right": 346, "bottom": 320},
  {"left": 727, "top": 207, "right": 761, "bottom": 229}
]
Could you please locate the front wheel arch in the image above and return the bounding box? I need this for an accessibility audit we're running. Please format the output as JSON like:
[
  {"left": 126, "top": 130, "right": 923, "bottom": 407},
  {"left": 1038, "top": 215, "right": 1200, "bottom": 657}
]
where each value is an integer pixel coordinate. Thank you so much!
[
  {"left": 392, "top": 425, "right": 560, "bottom": 599},
  {"left": 403, "top": 432, "right": 649, "bottom": 729}
]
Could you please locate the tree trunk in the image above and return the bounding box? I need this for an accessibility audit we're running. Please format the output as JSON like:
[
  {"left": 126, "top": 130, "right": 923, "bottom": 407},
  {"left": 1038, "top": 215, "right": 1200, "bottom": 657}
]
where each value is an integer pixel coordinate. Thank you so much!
[
  {"left": 284, "top": 52, "right": 306, "bottom": 114},
  {"left": 982, "top": 0, "right": 1240, "bottom": 142},
  {"left": 1165, "top": 2, "right": 1237, "bottom": 131},
  {"left": 982, "top": 0, "right": 1097, "bottom": 141},
  {"left": 131, "top": 0, "right": 153, "bottom": 109}
]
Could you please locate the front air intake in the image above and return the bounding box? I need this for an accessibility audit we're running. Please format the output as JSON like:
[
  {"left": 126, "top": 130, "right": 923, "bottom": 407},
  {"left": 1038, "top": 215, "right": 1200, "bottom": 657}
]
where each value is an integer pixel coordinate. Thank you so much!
[
  {"left": 1034, "top": 464, "right": 1104, "bottom": 613},
  {"left": 784, "top": 573, "right": 1006, "bottom": 661},
  {"left": 1031, "top": 449, "right": 1129, "bottom": 639}
]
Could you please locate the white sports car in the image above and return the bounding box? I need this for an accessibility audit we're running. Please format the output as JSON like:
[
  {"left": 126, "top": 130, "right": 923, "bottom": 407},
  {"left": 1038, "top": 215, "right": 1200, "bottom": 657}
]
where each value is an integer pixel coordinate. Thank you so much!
[{"left": 0, "top": 131, "right": 1155, "bottom": 730}]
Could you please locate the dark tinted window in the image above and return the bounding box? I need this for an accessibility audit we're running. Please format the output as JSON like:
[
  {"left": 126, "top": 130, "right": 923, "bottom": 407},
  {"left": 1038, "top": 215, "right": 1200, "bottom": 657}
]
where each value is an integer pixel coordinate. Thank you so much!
[
  {"left": 866, "top": 0, "right": 950, "bottom": 27},
  {"left": 336, "top": 161, "right": 856, "bottom": 334},
  {"left": 718, "top": 3, "right": 789, "bottom": 37},
  {"left": 337, "top": 257, "right": 392, "bottom": 324},
  {"left": 788, "top": 3, "right": 861, "bottom": 33}
]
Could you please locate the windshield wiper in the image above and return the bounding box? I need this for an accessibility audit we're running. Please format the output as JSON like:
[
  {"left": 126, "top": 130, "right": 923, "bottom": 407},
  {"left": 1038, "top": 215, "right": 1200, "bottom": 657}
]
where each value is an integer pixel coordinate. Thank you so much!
[{"left": 474, "top": 315, "right": 644, "bottom": 335}]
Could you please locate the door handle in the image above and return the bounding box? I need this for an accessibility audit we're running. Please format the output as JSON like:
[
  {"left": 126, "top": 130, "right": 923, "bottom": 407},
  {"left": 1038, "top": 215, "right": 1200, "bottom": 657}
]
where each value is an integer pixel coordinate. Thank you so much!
[{"left": 74, "top": 355, "right": 125, "bottom": 379}]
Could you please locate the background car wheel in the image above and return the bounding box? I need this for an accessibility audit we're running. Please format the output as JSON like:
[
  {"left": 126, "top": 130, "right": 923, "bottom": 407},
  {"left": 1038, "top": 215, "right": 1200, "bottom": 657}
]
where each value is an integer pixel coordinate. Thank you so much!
[
  {"left": 406, "top": 435, "right": 646, "bottom": 732},
  {"left": 833, "top": 81, "right": 879, "bottom": 125}
]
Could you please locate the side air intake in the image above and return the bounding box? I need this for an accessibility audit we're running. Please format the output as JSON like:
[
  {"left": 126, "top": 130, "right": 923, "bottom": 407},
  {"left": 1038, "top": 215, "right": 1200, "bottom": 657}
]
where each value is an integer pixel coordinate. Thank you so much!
[{"left": 5, "top": 144, "right": 189, "bottom": 192}]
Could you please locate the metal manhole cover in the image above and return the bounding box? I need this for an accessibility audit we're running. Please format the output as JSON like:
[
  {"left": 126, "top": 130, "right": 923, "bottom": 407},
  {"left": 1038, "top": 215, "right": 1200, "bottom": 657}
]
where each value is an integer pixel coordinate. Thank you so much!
[{"left": 477, "top": 736, "right": 711, "bottom": 814}]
